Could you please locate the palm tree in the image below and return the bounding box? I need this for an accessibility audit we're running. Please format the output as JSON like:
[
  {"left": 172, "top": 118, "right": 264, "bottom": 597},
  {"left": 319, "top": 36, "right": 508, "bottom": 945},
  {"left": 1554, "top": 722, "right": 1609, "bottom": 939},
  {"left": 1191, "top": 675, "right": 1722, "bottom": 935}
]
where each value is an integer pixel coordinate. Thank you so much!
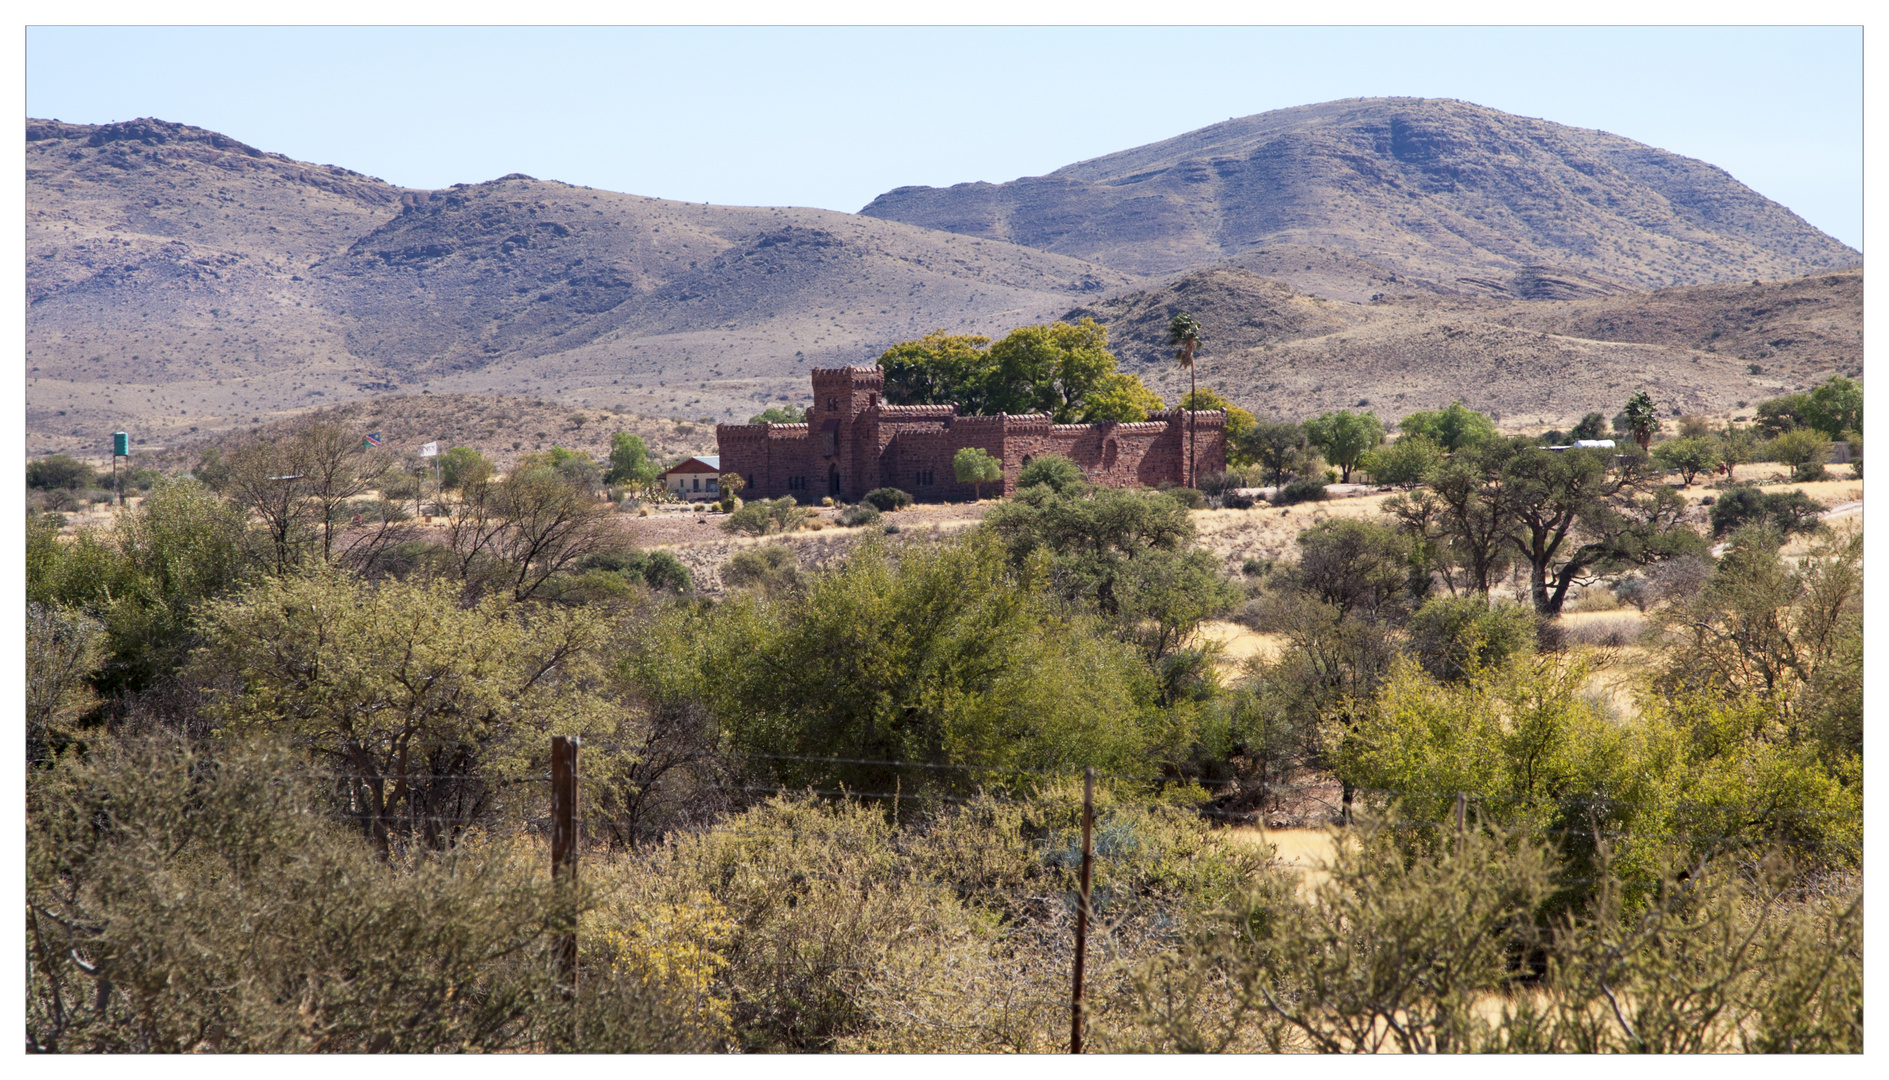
[{"left": 1167, "top": 312, "right": 1203, "bottom": 487}]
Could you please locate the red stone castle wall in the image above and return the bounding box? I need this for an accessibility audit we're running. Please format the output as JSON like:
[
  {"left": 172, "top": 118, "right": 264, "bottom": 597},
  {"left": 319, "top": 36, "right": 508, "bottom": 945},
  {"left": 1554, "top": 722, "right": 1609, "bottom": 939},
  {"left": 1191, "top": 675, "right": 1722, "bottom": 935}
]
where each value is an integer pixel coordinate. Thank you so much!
[{"left": 717, "top": 367, "right": 1226, "bottom": 503}]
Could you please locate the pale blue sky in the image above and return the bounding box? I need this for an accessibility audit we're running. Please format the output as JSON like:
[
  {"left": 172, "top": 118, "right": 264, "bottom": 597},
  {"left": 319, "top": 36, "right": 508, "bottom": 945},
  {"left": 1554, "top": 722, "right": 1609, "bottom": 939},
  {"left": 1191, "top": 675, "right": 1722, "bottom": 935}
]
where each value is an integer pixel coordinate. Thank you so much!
[{"left": 26, "top": 25, "right": 1863, "bottom": 249}]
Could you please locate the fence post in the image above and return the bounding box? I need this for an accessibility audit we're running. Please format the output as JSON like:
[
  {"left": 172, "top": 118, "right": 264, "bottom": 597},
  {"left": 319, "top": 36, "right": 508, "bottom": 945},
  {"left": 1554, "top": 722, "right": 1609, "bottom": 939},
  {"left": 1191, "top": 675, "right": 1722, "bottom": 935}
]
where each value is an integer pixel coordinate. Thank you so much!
[
  {"left": 1070, "top": 766, "right": 1095, "bottom": 1054},
  {"left": 552, "top": 736, "right": 580, "bottom": 1001}
]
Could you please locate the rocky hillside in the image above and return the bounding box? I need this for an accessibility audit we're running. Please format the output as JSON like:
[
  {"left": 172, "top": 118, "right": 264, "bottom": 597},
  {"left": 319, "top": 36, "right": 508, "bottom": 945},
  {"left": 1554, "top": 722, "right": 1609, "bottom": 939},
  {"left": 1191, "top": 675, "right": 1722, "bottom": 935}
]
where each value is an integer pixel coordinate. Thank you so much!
[
  {"left": 861, "top": 97, "right": 1859, "bottom": 288},
  {"left": 1070, "top": 267, "right": 1861, "bottom": 429},
  {"left": 26, "top": 118, "right": 1132, "bottom": 457}
]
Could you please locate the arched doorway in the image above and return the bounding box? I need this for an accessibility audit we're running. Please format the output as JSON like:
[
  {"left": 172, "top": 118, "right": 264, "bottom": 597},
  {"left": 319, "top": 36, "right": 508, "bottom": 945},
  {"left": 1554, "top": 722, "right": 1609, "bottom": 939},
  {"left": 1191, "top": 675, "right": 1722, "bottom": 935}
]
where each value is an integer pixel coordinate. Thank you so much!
[{"left": 828, "top": 463, "right": 841, "bottom": 498}]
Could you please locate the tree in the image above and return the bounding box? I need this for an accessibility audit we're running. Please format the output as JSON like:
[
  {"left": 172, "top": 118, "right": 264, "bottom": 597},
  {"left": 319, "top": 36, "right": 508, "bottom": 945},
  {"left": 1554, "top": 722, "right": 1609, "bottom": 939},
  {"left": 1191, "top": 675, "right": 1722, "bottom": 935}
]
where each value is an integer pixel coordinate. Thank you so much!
[
  {"left": 1621, "top": 390, "right": 1661, "bottom": 452},
  {"left": 446, "top": 464, "right": 620, "bottom": 601},
  {"left": 1303, "top": 410, "right": 1385, "bottom": 483},
  {"left": 1652, "top": 435, "right": 1722, "bottom": 486},
  {"left": 747, "top": 404, "right": 808, "bottom": 425},
  {"left": 876, "top": 330, "right": 996, "bottom": 410},
  {"left": 192, "top": 572, "right": 613, "bottom": 854},
  {"left": 1239, "top": 419, "right": 1311, "bottom": 489},
  {"left": 605, "top": 432, "right": 659, "bottom": 487},
  {"left": 438, "top": 446, "right": 495, "bottom": 490},
  {"left": 1492, "top": 440, "right": 1704, "bottom": 614},
  {"left": 1082, "top": 372, "right": 1165, "bottom": 423},
  {"left": 1387, "top": 450, "right": 1511, "bottom": 597},
  {"left": 1767, "top": 428, "right": 1832, "bottom": 482},
  {"left": 1717, "top": 423, "right": 1758, "bottom": 480},
  {"left": 224, "top": 419, "right": 397, "bottom": 574},
  {"left": 1755, "top": 392, "right": 1811, "bottom": 437},
  {"left": 953, "top": 446, "right": 1003, "bottom": 500},
  {"left": 1803, "top": 375, "right": 1862, "bottom": 440},
  {"left": 985, "top": 318, "right": 1118, "bottom": 420},
  {"left": 1397, "top": 401, "right": 1497, "bottom": 452},
  {"left": 1708, "top": 485, "right": 1827, "bottom": 538},
  {"left": 1570, "top": 412, "right": 1609, "bottom": 441},
  {"left": 1178, "top": 388, "right": 1256, "bottom": 455},
  {"left": 1168, "top": 313, "right": 1203, "bottom": 487},
  {"left": 695, "top": 534, "right": 1159, "bottom": 798},
  {"left": 983, "top": 484, "right": 1232, "bottom": 663},
  {"left": 1358, "top": 435, "right": 1441, "bottom": 486},
  {"left": 1289, "top": 519, "right": 1414, "bottom": 623}
]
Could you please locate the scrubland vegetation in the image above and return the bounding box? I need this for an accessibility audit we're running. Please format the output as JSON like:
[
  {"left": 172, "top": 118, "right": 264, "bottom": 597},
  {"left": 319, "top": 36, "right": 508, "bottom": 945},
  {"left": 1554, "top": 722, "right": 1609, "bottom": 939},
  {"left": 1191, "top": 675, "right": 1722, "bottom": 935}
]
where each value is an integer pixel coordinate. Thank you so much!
[{"left": 25, "top": 389, "right": 1862, "bottom": 1053}]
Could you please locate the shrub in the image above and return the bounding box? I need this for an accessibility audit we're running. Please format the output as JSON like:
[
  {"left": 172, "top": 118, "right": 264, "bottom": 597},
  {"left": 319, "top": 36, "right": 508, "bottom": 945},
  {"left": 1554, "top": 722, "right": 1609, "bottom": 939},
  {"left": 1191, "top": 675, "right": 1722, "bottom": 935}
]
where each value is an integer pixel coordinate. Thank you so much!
[
  {"left": 1166, "top": 487, "right": 1207, "bottom": 510},
  {"left": 1016, "top": 453, "right": 1084, "bottom": 494},
  {"left": 1405, "top": 595, "right": 1537, "bottom": 683},
  {"left": 839, "top": 503, "right": 882, "bottom": 527},
  {"left": 724, "top": 496, "right": 812, "bottom": 536},
  {"left": 863, "top": 487, "right": 913, "bottom": 512},
  {"left": 1708, "top": 484, "right": 1826, "bottom": 538},
  {"left": 721, "top": 545, "right": 802, "bottom": 594},
  {"left": 1275, "top": 478, "right": 1328, "bottom": 505},
  {"left": 27, "top": 454, "right": 99, "bottom": 491}
]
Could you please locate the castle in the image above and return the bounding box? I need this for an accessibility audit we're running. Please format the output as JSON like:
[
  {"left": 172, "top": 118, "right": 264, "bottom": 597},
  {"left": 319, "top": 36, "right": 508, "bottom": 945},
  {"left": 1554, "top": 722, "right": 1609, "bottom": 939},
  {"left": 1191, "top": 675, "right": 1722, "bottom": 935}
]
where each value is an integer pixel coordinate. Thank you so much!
[{"left": 716, "top": 366, "right": 1227, "bottom": 503}]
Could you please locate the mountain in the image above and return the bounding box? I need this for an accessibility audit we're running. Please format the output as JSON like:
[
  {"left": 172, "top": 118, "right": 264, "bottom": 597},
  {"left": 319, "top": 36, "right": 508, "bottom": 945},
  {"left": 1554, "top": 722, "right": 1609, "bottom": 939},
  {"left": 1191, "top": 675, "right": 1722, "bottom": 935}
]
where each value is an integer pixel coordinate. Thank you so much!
[
  {"left": 860, "top": 97, "right": 1859, "bottom": 291},
  {"left": 1066, "top": 266, "right": 1861, "bottom": 429},
  {"left": 26, "top": 118, "right": 1132, "bottom": 456}
]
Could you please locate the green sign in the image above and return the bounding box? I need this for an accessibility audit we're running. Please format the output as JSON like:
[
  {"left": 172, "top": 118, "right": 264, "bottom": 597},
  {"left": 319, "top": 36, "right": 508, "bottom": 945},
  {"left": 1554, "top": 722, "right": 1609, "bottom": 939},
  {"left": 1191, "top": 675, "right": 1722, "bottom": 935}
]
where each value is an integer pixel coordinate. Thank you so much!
[{"left": 113, "top": 432, "right": 129, "bottom": 457}]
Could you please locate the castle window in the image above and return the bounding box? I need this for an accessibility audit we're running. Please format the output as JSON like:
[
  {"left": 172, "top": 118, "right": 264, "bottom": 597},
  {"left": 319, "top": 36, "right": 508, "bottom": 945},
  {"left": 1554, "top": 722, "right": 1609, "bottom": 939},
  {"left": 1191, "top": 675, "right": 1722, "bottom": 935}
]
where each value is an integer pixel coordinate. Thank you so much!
[
  {"left": 915, "top": 469, "right": 934, "bottom": 486},
  {"left": 788, "top": 476, "right": 807, "bottom": 491},
  {"left": 827, "top": 397, "right": 839, "bottom": 412}
]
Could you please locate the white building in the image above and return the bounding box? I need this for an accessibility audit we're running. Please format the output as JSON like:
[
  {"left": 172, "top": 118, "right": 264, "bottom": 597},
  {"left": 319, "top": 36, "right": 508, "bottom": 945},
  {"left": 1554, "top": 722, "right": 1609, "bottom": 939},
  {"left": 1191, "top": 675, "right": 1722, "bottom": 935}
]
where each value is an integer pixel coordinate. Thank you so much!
[{"left": 662, "top": 455, "right": 722, "bottom": 501}]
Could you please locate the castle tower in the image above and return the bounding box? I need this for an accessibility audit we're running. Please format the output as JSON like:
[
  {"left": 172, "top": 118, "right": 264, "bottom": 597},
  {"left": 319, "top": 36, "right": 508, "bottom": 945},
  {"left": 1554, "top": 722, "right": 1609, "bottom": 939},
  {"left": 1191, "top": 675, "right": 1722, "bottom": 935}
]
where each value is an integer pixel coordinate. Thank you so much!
[{"left": 808, "top": 365, "right": 885, "bottom": 501}]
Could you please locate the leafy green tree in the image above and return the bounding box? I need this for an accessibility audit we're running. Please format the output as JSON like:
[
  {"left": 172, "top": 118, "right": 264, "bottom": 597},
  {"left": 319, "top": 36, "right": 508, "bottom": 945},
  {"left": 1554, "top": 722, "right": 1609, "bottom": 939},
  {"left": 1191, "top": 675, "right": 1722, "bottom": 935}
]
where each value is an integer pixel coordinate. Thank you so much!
[
  {"left": 1387, "top": 450, "right": 1511, "bottom": 597},
  {"left": 1397, "top": 401, "right": 1497, "bottom": 452},
  {"left": 1803, "top": 376, "right": 1862, "bottom": 440},
  {"left": 876, "top": 330, "right": 996, "bottom": 410},
  {"left": 604, "top": 432, "right": 659, "bottom": 486},
  {"left": 1706, "top": 485, "right": 1826, "bottom": 539},
  {"left": 438, "top": 446, "right": 494, "bottom": 490},
  {"left": 747, "top": 404, "right": 808, "bottom": 425},
  {"left": 1358, "top": 434, "right": 1441, "bottom": 486},
  {"left": 952, "top": 446, "right": 1003, "bottom": 500},
  {"left": 1303, "top": 410, "right": 1385, "bottom": 483},
  {"left": 1766, "top": 428, "right": 1832, "bottom": 482},
  {"left": 1717, "top": 423, "right": 1758, "bottom": 480},
  {"left": 1178, "top": 388, "right": 1257, "bottom": 456},
  {"left": 985, "top": 318, "right": 1117, "bottom": 420},
  {"left": 1289, "top": 519, "right": 1415, "bottom": 623},
  {"left": 1652, "top": 435, "right": 1722, "bottom": 485},
  {"left": 1404, "top": 594, "right": 1536, "bottom": 683},
  {"left": 27, "top": 478, "right": 257, "bottom": 701},
  {"left": 693, "top": 534, "right": 1160, "bottom": 798},
  {"left": 1493, "top": 440, "right": 1704, "bottom": 614},
  {"left": 984, "top": 484, "right": 1232, "bottom": 663},
  {"left": 1570, "top": 412, "right": 1609, "bottom": 441},
  {"left": 1081, "top": 371, "right": 1165, "bottom": 423},
  {"left": 192, "top": 571, "right": 613, "bottom": 853},
  {"left": 1622, "top": 390, "right": 1661, "bottom": 452},
  {"left": 1754, "top": 392, "right": 1811, "bottom": 437},
  {"left": 1238, "top": 419, "right": 1311, "bottom": 489}
]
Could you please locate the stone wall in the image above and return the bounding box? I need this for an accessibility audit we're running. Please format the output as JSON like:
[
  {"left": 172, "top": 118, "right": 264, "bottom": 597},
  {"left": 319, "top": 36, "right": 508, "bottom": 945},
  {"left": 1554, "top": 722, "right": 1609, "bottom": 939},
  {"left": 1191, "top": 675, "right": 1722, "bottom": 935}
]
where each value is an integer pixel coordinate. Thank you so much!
[{"left": 718, "top": 367, "right": 1226, "bottom": 503}]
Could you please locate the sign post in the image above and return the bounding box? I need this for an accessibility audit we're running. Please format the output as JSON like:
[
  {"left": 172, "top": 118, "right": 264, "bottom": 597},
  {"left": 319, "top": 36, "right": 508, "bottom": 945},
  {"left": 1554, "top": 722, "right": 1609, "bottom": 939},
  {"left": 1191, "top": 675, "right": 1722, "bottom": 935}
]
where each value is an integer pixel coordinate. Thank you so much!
[{"left": 419, "top": 442, "right": 439, "bottom": 516}]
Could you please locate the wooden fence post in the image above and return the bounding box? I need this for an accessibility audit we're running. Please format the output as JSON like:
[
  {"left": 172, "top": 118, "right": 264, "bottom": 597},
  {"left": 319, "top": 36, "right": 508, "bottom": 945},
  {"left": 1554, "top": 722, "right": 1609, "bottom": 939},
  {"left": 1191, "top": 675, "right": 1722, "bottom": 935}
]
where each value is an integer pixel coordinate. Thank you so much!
[{"left": 1070, "top": 766, "right": 1095, "bottom": 1054}]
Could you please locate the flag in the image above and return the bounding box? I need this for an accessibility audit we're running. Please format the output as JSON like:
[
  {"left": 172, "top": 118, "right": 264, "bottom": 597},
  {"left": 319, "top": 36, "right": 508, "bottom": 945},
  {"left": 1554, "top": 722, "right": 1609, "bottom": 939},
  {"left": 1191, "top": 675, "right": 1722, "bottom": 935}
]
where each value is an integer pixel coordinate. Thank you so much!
[
  {"left": 363, "top": 432, "right": 383, "bottom": 448},
  {"left": 419, "top": 442, "right": 439, "bottom": 458}
]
